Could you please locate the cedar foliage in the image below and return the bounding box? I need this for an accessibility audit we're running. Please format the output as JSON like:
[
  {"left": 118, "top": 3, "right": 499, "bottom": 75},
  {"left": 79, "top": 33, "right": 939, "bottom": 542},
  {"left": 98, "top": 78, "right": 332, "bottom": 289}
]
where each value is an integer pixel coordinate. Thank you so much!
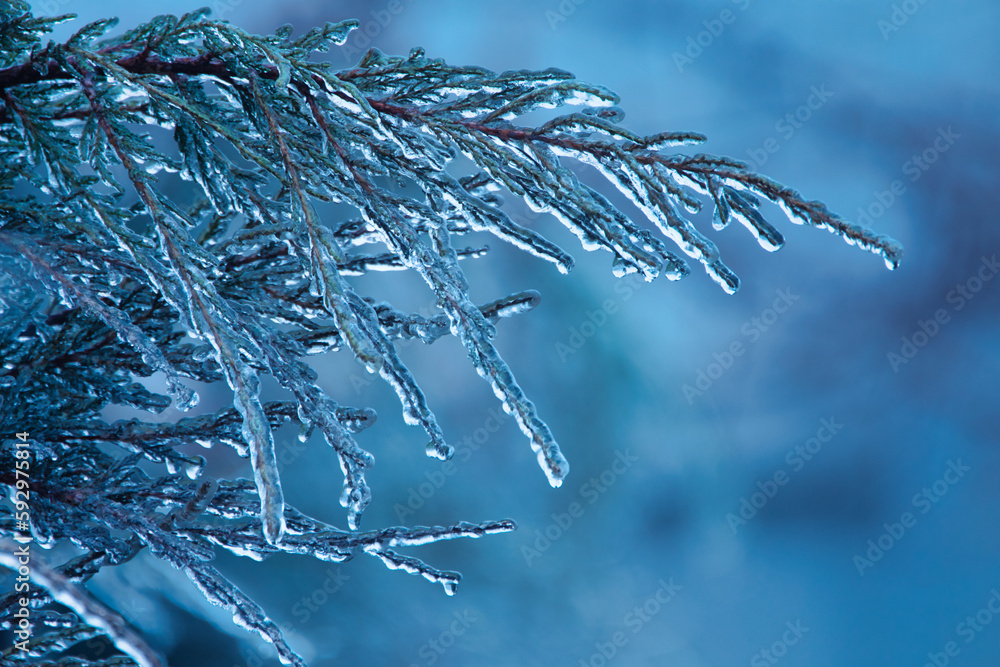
[{"left": 0, "top": 4, "right": 900, "bottom": 665}]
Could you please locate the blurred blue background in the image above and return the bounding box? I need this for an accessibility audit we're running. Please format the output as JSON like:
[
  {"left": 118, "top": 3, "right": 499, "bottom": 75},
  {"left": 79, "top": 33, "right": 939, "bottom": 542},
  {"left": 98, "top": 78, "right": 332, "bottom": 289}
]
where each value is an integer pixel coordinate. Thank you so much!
[{"left": 36, "top": 1, "right": 1000, "bottom": 665}]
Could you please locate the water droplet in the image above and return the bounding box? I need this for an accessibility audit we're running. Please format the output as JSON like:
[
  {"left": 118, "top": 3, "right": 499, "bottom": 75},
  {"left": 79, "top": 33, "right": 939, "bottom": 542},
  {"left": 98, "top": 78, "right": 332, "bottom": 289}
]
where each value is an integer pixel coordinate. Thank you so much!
[
  {"left": 172, "top": 385, "right": 199, "bottom": 411},
  {"left": 184, "top": 456, "right": 206, "bottom": 480}
]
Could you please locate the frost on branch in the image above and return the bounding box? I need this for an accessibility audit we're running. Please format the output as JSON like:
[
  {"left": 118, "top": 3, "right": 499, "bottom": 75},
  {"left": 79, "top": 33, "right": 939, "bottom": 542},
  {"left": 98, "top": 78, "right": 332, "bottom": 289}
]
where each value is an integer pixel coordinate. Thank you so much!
[{"left": 0, "top": 3, "right": 900, "bottom": 664}]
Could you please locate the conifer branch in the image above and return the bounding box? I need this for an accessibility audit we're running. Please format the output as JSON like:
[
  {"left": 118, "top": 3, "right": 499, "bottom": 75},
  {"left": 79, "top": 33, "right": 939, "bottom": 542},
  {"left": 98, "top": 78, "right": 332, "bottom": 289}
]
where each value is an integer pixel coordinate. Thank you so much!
[{"left": 0, "top": 4, "right": 900, "bottom": 664}]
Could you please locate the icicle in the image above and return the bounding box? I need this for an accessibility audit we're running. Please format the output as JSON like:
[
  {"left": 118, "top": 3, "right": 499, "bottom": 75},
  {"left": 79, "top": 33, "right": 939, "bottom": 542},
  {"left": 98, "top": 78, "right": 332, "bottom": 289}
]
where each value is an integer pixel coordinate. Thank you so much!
[
  {"left": 347, "top": 293, "right": 453, "bottom": 461},
  {"left": 365, "top": 547, "right": 462, "bottom": 595},
  {"left": 230, "top": 365, "right": 285, "bottom": 545},
  {"left": 480, "top": 290, "right": 541, "bottom": 322},
  {"left": 727, "top": 189, "right": 784, "bottom": 252}
]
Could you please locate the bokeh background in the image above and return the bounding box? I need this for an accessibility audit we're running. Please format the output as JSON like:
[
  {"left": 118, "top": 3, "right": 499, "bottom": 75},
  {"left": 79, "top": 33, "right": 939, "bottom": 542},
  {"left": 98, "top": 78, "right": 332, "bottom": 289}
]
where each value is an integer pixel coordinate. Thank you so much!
[{"left": 33, "top": 1, "right": 1000, "bottom": 665}]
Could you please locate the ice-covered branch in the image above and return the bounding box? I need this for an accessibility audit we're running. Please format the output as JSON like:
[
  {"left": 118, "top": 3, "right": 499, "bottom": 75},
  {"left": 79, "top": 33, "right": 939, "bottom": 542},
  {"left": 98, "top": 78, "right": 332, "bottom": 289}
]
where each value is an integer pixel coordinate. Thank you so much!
[{"left": 0, "top": 4, "right": 902, "bottom": 663}]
